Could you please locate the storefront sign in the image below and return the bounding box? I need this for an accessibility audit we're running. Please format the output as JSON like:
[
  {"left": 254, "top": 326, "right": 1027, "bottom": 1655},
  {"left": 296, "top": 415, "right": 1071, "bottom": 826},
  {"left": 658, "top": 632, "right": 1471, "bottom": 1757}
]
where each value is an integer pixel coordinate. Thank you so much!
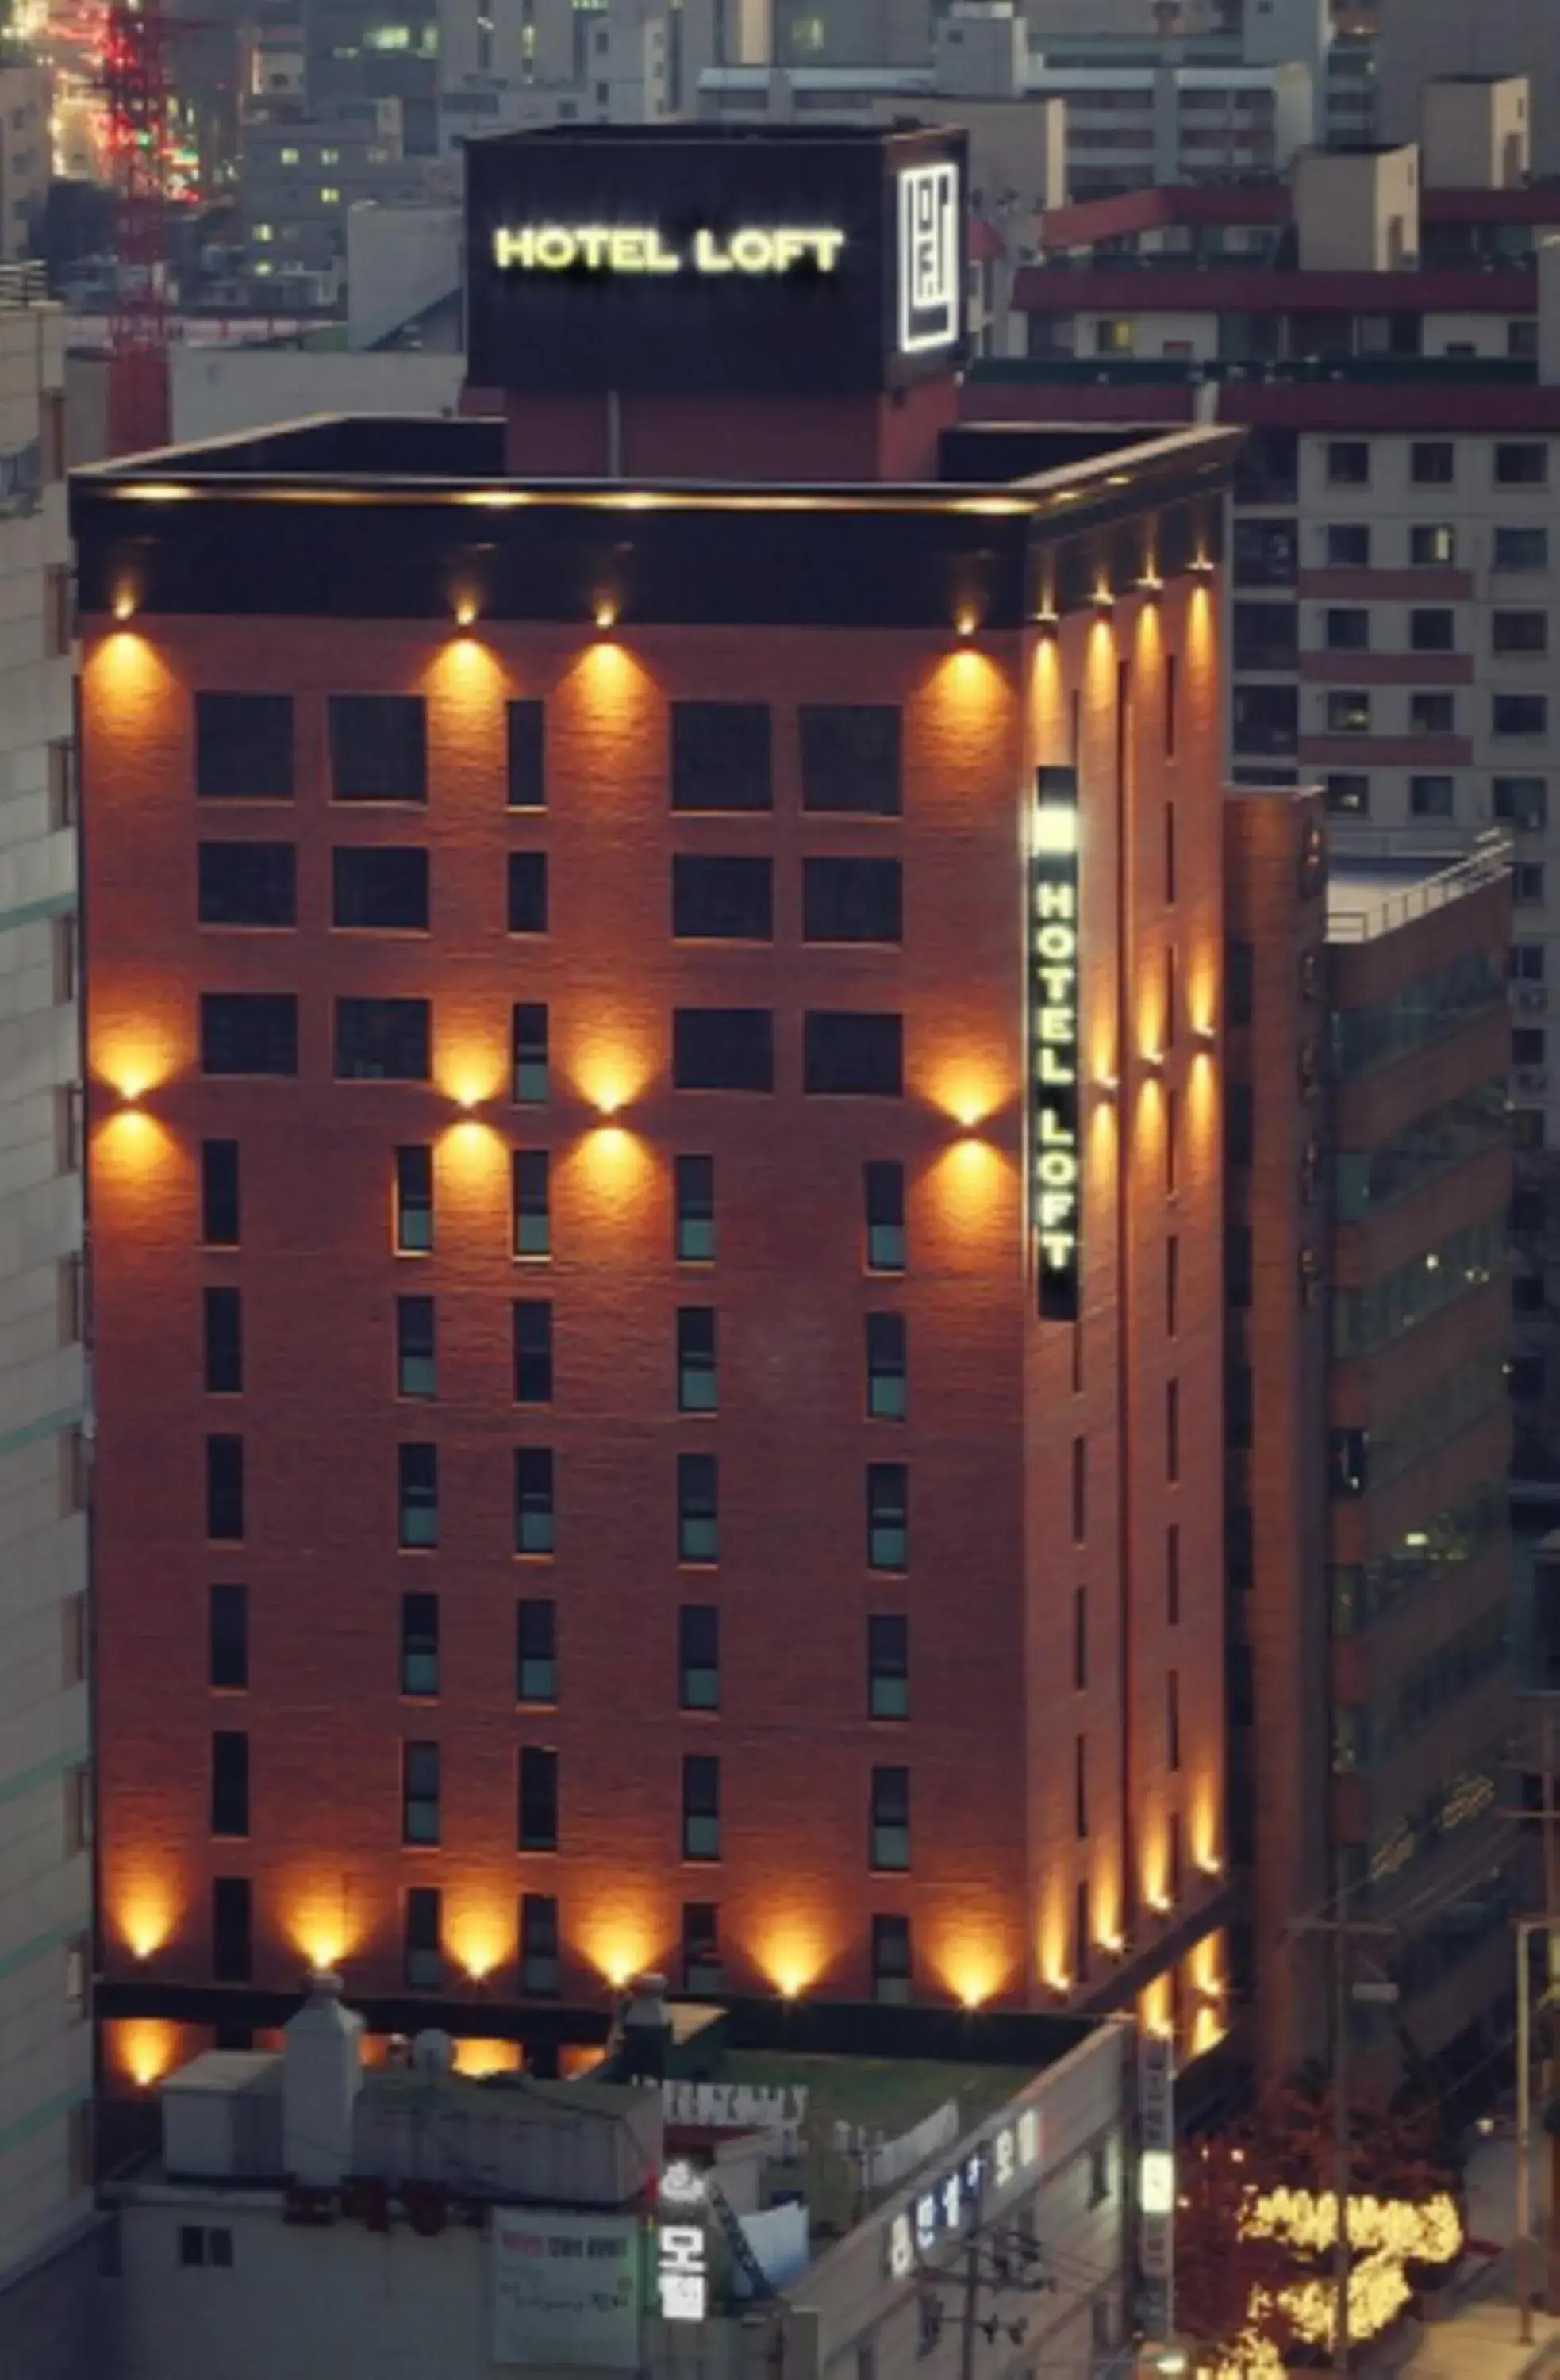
[
  {"left": 884, "top": 2104, "right": 1041, "bottom": 2277},
  {"left": 490, "top": 2209, "right": 641, "bottom": 2369},
  {"left": 1030, "top": 766, "right": 1082, "bottom": 1319},
  {"left": 897, "top": 162, "right": 959, "bottom": 354},
  {"left": 493, "top": 224, "right": 847, "bottom": 276},
  {"left": 1138, "top": 2032, "right": 1175, "bottom": 2342},
  {"left": 656, "top": 2219, "right": 709, "bottom": 2324}
]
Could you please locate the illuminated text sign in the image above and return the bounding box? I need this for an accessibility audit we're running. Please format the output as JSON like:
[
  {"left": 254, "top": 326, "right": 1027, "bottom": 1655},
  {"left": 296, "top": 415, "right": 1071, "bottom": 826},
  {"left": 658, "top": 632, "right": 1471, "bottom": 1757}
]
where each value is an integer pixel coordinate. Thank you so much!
[
  {"left": 1030, "top": 767, "right": 1081, "bottom": 1320},
  {"left": 884, "top": 2105, "right": 1041, "bottom": 2277},
  {"left": 897, "top": 162, "right": 959, "bottom": 353},
  {"left": 1138, "top": 2032, "right": 1175, "bottom": 2343},
  {"left": 492, "top": 224, "right": 846, "bottom": 277}
]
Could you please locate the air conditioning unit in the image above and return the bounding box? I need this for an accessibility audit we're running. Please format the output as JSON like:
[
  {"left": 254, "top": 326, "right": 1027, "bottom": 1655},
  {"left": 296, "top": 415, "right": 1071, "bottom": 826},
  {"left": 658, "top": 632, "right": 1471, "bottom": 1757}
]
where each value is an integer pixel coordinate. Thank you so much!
[
  {"left": 1516, "top": 985, "right": 1550, "bottom": 1012},
  {"left": 1516, "top": 1067, "right": 1550, "bottom": 1097}
]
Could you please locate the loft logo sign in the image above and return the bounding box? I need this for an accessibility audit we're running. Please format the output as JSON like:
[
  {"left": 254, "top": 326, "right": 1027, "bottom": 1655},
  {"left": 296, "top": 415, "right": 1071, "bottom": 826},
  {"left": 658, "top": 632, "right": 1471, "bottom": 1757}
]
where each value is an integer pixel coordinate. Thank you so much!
[
  {"left": 1031, "top": 767, "right": 1081, "bottom": 1319},
  {"left": 491, "top": 224, "right": 846, "bottom": 275}
]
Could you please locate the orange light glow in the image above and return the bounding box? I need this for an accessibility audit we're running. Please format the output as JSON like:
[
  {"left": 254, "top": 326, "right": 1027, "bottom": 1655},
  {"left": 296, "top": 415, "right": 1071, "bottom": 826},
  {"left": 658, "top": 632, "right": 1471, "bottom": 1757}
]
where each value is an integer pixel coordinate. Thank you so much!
[
  {"left": 438, "top": 1050, "right": 506, "bottom": 1111},
  {"left": 923, "top": 1053, "right": 1012, "bottom": 1134},
  {"left": 120, "top": 1883, "right": 175, "bottom": 1961},
  {"left": 1139, "top": 1974, "right": 1174, "bottom": 2041},
  {"left": 757, "top": 1921, "right": 829, "bottom": 2002},
  {"left": 582, "top": 1912, "right": 656, "bottom": 1994},
  {"left": 117, "top": 2018, "right": 182, "bottom": 2090},
  {"left": 573, "top": 1035, "right": 655, "bottom": 1119},
  {"left": 451, "top": 1912, "right": 511, "bottom": 1984},
  {"left": 939, "top": 1940, "right": 1009, "bottom": 2011},
  {"left": 95, "top": 1031, "right": 177, "bottom": 1104},
  {"left": 454, "top": 2037, "right": 522, "bottom": 2079},
  {"left": 287, "top": 1890, "right": 356, "bottom": 1972},
  {"left": 95, "top": 1108, "right": 175, "bottom": 1177},
  {"left": 594, "top": 601, "right": 618, "bottom": 631},
  {"left": 453, "top": 598, "right": 478, "bottom": 629}
]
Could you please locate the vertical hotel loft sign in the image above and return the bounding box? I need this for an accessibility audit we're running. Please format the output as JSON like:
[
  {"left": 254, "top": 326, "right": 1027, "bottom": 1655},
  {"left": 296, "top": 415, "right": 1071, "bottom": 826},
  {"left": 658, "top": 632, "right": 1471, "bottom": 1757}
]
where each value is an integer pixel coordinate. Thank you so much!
[{"left": 1031, "top": 767, "right": 1081, "bottom": 1319}]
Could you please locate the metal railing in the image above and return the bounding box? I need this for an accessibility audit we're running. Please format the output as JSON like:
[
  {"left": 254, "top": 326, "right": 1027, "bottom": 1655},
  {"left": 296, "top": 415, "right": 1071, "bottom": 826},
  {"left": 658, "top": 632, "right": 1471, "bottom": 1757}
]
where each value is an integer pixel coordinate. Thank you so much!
[{"left": 1327, "top": 831, "right": 1512, "bottom": 943}]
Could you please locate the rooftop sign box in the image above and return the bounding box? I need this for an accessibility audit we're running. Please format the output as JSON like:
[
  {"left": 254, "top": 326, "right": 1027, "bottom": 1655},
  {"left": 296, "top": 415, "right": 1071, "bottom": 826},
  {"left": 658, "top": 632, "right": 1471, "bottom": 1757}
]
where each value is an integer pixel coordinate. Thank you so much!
[{"left": 465, "top": 124, "right": 969, "bottom": 397}]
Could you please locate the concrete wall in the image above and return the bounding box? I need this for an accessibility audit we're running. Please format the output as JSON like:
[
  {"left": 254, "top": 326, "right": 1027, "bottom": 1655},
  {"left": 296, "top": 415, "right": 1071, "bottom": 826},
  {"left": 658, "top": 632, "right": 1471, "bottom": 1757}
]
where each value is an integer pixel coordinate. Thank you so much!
[
  {"left": 169, "top": 348, "right": 464, "bottom": 444},
  {"left": 1379, "top": 0, "right": 1560, "bottom": 178}
]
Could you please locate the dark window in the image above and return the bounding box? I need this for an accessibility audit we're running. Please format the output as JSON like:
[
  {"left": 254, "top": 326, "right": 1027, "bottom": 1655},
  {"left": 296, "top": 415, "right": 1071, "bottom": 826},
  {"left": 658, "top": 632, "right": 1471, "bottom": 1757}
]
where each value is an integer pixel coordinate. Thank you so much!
[
  {"left": 400, "top": 1590, "right": 439, "bottom": 1695},
  {"left": 1233, "top": 601, "right": 1297, "bottom": 670},
  {"left": 335, "top": 997, "right": 430, "bottom": 1081},
  {"left": 196, "top": 693, "right": 294, "bottom": 799},
  {"left": 206, "top": 1435, "right": 244, "bottom": 1541},
  {"left": 1325, "top": 524, "right": 1370, "bottom": 567},
  {"left": 328, "top": 693, "right": 427, "bottom": 801},
  {"left": 1167, "top": 1671, "right": 1181, "bottom": 1770},
  {"left": 1232, "top": 683, "right": 1297, "bottom": 755},
  {"left": 517, "top": 1599, "right": 556, "bottom": 1702},
  {"left": 1512, "top": 942, "right": 1547, "bottom": 981},
  {"left": 865, "top": 1161, "right": 905, "bottom": 1271},
  {"left": 866, "top": 1311, "right": 906, "bottom": 1419},
  {"left": 1409, "top": 609, "right": 1455, "bottom": 653},
  {"left": 507, "top": 700, "right": 546, "bottom": 809},
  {"left": 867, "top": 1462, "right": 907, "bottom": 1571},
  {"left": 516, "top": 1448, "right": 555, "bottom": 1554},
  {"left": 212, "top": 1877, "right": 252, "bottom": 1982},
  {"left": 1410, "top": 524, "right": 1456, "bottom": 567},
  {"left": 332, "top": 846, "right": 429, "bottom": 930},
  {"left": 1496, "top": 443, "right": 1547, "bottom": 486},
  {"left": 868, "top": 1613, "right": 909, "bottom": 1719},
  {"left": 204, "top": 1286, "right": 243, "bottom": 1395},
  {"left": 201, "top": 1140, "right": 240, "bottom": 1246},
  {"left": 520, "top": 1892, "right": 559, "bottom": 1994},
  {"left": 402, "top": 1741, "right": 440, "bottom": 1843},
  {"left": 1409, "top": 775, "right": 1454, "bottom": 818},
  {"left": 394, "top": 1146, "right": 433, "bottom": 1253},
  {"left": 673, "top": 1008, "right": 774, "bottom": 1092},
  {"left": 513, "top": 1150, "right": 550, "bottom": 1259},
  {"left": 1072, "top": 1585, "right": 1087, "bottom": 1689},
  {"left": 1411, "top": 440, "right": 1455, "bottom": 485},
  {"left": 404, "top": 1884, "right": 441, "bottom": 1988},
  {"left": 1517, "top": 863, "right": 1546, "bottom": 906},
  {"left": 201, "top": 994, "right": 297, "bottom": 1077},
  {"left": 1227, "top": 942, "right": 1253, "bottom": 1027},
  {"left": 519, "top": 1746, "right": 559, "bottom": 1850},
  {"left": 209, "top": 1583, "right": 248, "bottom": 1691},
  {"left": 678, "top": 1603, "right": 720, "bottom": 1710},
  {"left": 870, "top": 1766, "right": 909, "bottom": 1870},
  {"left": 1326, "top": 689, "right": 1371, "bottom": 734},
  {"left": 1326, "top": 441, "right": 1370, "bottom": 486},
  {"left": 1494, "top": 527, "right": 1548, "bottom": 572},
  {"left": 398, "top": 1442, "right": 438, "bottom": 1548},
  {"left": 210, "top": 1731, "right": 248, "bottom": 1837},
  {"left": 1166, "top": 1234, "right": 1178, "bottom": 1337},
  {"left": 670, "top": 701, "right": 772, "bottom": 812},
  {"left": 1410, "top": 691, "right": 1455, "bottom": 735},
  {"left": 1494, "top": 610, "right": 1549, "bottom": 655},
  {"left": 1496, "top": 694, "right": 1549, "bottom": 738},
  {"left": 1166, "top": 1379, "right": 1180, "bottom": 1482},
  {"left": 179, "top": 2227, "right": 206, "bottom": 2267},
  {"left": 1074, "top": 1736, "right": 1088, "bottom": 1837},
  {"left": 682, "top": 1902, "right": 722, "bottom": 1993},
  {"left": 678, "top": 1452, "right": 718, "bottom": 1563},
  {"left": 805, "top": 1012, "right": 902, "bottom": 1097},
  {"left": 802, "top": 858, "right": 902, "bottom": 943},
  {"left": 198, "top": 843, "right": 295, "bottom": 927},
  {"left": 675, "top": 1155, "right": 715, "bottom": 1261},
  {"left": 1324, "top": 608, "right": 1369, "bottom": 652},
  {"left": 672, "top": 855, "right": 772, "bottom": 940},
  {"left": 872, "top": 1913, "right": 911, "bottom": 2003},
  {"left": 513, "top": 1301, "right": 553, "bottom": 1403},
  {"left": 682, "top": 1753, "right": 720, "bottom": 1860},
  {"left": 800, "top": 704, "right": 901, "bottom": 815},
  {"left": 513, "top": 1004, "right": 549, "bottom": 1103},
  {"left": 1071, "top": 1438, "right": 1086, "bottom": 1542},
  {"left": 396, "top": 1295, "right": 436, "bottom": 1399},
  {"left": 508, "top": 851, "right": 548, "bottom": 934}
]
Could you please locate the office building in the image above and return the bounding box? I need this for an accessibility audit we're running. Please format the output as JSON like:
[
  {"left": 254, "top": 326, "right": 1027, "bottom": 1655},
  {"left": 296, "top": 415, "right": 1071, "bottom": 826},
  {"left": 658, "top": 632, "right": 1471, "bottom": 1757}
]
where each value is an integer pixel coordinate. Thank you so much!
[
  {"left": 0, "top": 265, "right": 94, "bottom": 2378},
  {"left": 77, "top": 125, "right": 1235, "bottom": 2085}
]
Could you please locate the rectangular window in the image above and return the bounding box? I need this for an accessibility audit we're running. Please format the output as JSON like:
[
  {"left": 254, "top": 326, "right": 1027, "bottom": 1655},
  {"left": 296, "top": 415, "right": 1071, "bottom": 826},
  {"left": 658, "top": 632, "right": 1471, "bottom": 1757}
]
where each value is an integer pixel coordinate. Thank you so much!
[
  {"left": 332, "top": 846, "right": 429, "bottom": 930},
  {"left": 1409, "top": 524, "right": 1456, "bottom": 567},
  {"left": 200, "top": 1141, "right": 240, "bottom": 1246},
  {"left": 520, "top": 1892, "right": 559, "bottom": 1994},
  {"left": 678, "top": 1604, "right": 720, "bottom": 1710},
  {"left": 48, "top": 741, "right": 76, "bottom": 834},
  {"left": 673, "top": 1008, "right": 773, "bottom": 1092},
  {"left": 1496, "top": 777, "right": 1548, "bottom": 830},
  {"left": 1167, "top": 1672, "right": 1181, "bottom": 1770},
  {"left": 1072, "top": 1586, "right": 1087, "bottom": 1690},
  {"left": 675, "top": 1155, "right": 715, "bottom": 1262},
  {"left": 328, "top": 693, "right": 427, "bottom": 801},
  {"left": 1324, "top": 608, "right": 1369, "bottom": 651},
  {"left": 1326, "top": 440, "right": 1369, "bottom": 486},
  {"left": 400, "top": 1590, "right": 439, "bottom": 1695},
  {"left": 864, "top": 1161, "right": 905, "bottom": 1272},
  {"left": 671, "top": 855, "right": 773, "bottom": 940},
  {"left": 1165, "top": 654, "right": 1178, "bottom": 758},
  {"left": 804, "top": 1012, "right": 902, "bottom": 1097},
  {"left": 868, "top": 1613, "right": 909, "bottom": 1719},
  {"left": 1496, "top": 694, "right": 1549, "bottom": 738},
  {"left": 1411, "top": 440, "right": 1455, "bottom": 485},
  {"left": 1516, "top": 862, "right": 1546, "bottom": 906},
  {"left": 1071, "top": 1438, "right": 1086, "bottom": 1542},
  {"left": 513, "top": 1302, "right": 554, "bottom": 1403},
  {"left": 209, "top": 1583, "right": 248, "bottom": 1690},
  {"left": 1410, "top": 608, "right": 1455, "bottom": 653},
  {"left": 1166, "top": 1380, "right": 1180, "bottom": 1483},
  {"left": 198, "top": 843, "right": 296, "bottom": 927},
  {"left": 513, "top": 1150, "right": 550, "bottom": 1259},
  {"left": 1410, "top": 775, "right": 1455, "bottom": 817},
  {"left": 682, "top": 1902, "right": 722, "bottom": 1993},
  {"left": 1409, "top": 691, "right": 1456, "bottom": 735},
  {"left": 212, "top": 1877, "right": 252, "bottom": 1983},
  {"left": 1165, "top": 1234, "right": 1179, "bottom": 1338},
  {"left": 682, "top": 1754, "right": 720, "bottom": 1860},
  {"left": 404, "top": 1884, "right": 441, "bottom": 1988},
  {"left": 507, "top": 700, "right": 546, "bottom": 809},
  {"left": 515, "top": 1448, "right": 555, "bottom": 1555},
  {"left": 1494, "top": 527, "right": 1548, "bottom": 572},
  {"left": 402, "top": 1741, "right": 440, "bottom": 1844},
  {"left": 870, "top": 1766, "right": 909, "bottom": 1870},
  {"left": 802, "top": 858, "right": 903, "bottom": 944},
  {"left": 866, "top": 1463, "right": 907, "bottom": 1571},
  {"left": 800, "top": 704, "right": 901, "bottom": 815},
  {"left": 1494, "top": 610, "right": 1549, "bottom": 655},
  {"left": 517, "top": 1599, "right": 557, "bottom": 1702},
  {"left": 398, "top": 1442, "right": 438, "bottom": 1548},
  {"left": 210, "top": 1731, "right": 248, "bottom": 1837},
  {"left": 676, "top": 1307, "right": 717, "bottom": 1412},
  {"left": 1325, "top": 523, "right": 1370, "bottom": 567},
  {"left": 670, "top": 701, "right": 772, "bottom": 811},
  {"left": 396, "top": 1295, "right": 436, "bottom": 1399},
  {"left": 206, "top": 1435, "right": 244, "bottom": 1541},
  {"left": 513, "top": 1004, "right": 549, "bottom": 1104},
  {"left": 394, "top": 1146, "right": 433, "bottom": 1253},
  {"left": 678, "top": 1452, "right": 718, "bottom": 1564},
  {"left": 335, "top": 996, "right": 430, "bottom": 1081},
  {"left": 1496, "top": 443, "right": 1547, "bottom": 486},
  {"left": 1326, "top": 690, "right": 1371, "bottom": 734},
  {"left": 196, "top": 693, "right": 294, "bottom": 799},
  {"left": 866, "top": 1312, "right": 907, "bottom": 1419},
  {"left": 871, "top": 1913, "right": 911, "bottom": 2004},
  {"left": 1167, "top": 1523, "right": 1181, "bottom": 1624},
  {"left": 203, "top": 1286, "right": 243, "bottom": 1395},
  {"left": 200, "top": 993, "right": 297, "bottom": 1077},
  {"left": 1074, "top": 1735, "right": 1088, "bottom": 1837},
  {"left": 507, "top": 851, "right": 549, "bottom": 934}
]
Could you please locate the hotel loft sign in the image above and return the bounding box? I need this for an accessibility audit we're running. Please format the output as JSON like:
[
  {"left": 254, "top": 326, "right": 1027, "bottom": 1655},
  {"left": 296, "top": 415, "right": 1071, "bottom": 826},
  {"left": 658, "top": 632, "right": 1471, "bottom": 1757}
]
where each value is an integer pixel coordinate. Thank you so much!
[
  {"left": 1030, "top": 767, "right": 1081, "bottom": 1322},
  {"left": 491, "top": 224, "right": 847, "bottom": 276}
]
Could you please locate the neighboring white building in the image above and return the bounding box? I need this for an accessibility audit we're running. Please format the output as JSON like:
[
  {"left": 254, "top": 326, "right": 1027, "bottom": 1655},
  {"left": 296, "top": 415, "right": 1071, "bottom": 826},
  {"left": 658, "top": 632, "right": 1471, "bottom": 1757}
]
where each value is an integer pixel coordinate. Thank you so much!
[
  {"left": 0, "top": 65, "right": 49, "bottom": 265},
  {"left": 0, "top": 263, "right": 93, "bottom": 2377},
  {"left": 109, "top": 1975, "right": 1133, "bottom": 2380},
  {"left": 1378, "top": 0, "right": 1560, "bottom": 177}
]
